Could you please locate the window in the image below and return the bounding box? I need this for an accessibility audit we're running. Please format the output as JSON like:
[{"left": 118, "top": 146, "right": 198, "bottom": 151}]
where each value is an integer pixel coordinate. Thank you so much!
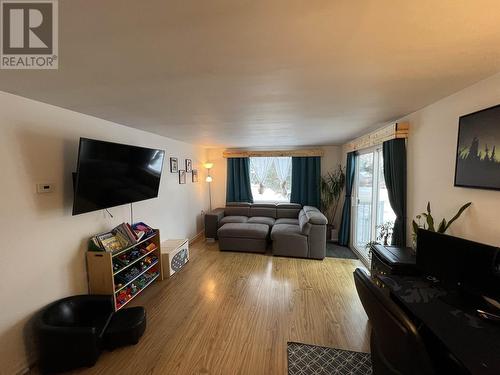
[
  {"left": 249, "top": 157, "right": 292, "bottom": 202},
  {"left": 352, "top": 147, "right": 396, "bottom": 265}
]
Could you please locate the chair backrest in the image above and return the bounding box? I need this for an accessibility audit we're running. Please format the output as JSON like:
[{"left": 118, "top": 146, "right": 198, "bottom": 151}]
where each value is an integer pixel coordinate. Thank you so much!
[
  {"left": 44, "top": 301, "right": 79, "bottom": 326},
  {"left": 353, "top": 268, "right": 435, "bottom": 375},
  {"left": 42, "top": 295, "right": 113, "bottom": 327}
]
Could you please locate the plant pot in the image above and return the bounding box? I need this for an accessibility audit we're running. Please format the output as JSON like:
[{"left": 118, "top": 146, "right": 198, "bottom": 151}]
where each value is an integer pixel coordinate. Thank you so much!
[
  {"left": 330, "top": 228, "right": 339, "bottom": 242},
  {"left": 325, "top": 224, "right": 333, "bottom": 240},
  {"left": 326, "top": 224, "right": 339, "bottom": 242}
]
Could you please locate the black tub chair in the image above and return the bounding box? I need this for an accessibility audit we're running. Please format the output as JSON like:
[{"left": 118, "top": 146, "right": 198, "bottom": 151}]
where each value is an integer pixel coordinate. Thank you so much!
[
  {"left": 35, "top": 295, "right": 114, "bottom": 373},
  {"left": 353, "top": 268, "right": 436, "bottom": 375}
]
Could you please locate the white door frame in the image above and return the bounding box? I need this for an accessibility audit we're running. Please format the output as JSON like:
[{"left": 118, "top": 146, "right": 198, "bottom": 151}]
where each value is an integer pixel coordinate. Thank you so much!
[{"left": 350, "top": 146, "right": 382, "bottom": 267}]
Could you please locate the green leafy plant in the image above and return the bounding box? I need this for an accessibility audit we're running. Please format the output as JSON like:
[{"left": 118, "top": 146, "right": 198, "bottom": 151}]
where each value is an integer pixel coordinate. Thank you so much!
[
  {"left": 412, "top": 201, "right": 472, "bottom": 243},
  {"left": 320, "top": 165, "right": 346, "bottom": 226}
]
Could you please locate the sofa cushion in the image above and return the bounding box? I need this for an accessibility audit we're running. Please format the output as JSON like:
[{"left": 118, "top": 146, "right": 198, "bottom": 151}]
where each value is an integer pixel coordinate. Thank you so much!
[
  {"left": 248, "top": 216, "right": 276, "bottom": 227},
  {"left": 271, "top": 223, "right": 306, "bottom": 240},
  {"left": 276, "top": 203, "right": 302, "bottom": 219},
  {"left": 298, "top": 210, "right": 312, "bottom": 235},
  {"left": 249, "top": 203, "right": 277, "bottom": 218},
  {"left": 219, "top": 216, "right": 248, "bottom": 226},
  {"left": 218, "top": 223, "right": 269, "bottom": 239},
  {"left": 275, "top": 218, "right": 299, "bottom": 225},
  {"left": 225, "top": 205, "right": 251, "bottom": 217},
  {"left": 303, "top": 206, "right": 328, "bottom": 225}
]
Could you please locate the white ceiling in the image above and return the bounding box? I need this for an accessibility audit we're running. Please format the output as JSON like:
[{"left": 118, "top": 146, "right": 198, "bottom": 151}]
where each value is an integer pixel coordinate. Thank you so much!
[{"left": 1, "top": 0, "right": 500, "bottom": 147}]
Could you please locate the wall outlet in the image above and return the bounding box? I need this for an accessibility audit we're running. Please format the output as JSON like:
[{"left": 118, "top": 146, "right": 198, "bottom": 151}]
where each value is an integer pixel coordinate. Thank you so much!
[
  {"left": 36, "top": 183, "right": 54, "bottom": 193},
  {"left": 201, "top": 210, "right": 206, "bottom": 216}
]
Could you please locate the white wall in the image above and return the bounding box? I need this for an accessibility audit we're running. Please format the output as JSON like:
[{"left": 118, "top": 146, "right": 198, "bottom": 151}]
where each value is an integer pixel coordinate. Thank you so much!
[
  {"left": 342, "top": 72, "right": 500, "bottom": 248},
  {"left": 0, "top": 91, "right": 209, "bottom": 375},
  {"left": 206, "top": 146, "right": 344, "bottom": 225},
  {"left": 402, "top": 72, "right": 500, "bottom": 246}
]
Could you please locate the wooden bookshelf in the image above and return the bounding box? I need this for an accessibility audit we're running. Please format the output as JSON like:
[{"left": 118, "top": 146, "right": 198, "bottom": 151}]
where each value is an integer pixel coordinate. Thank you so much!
[{"left": 86, "top": 229, "right": 164, "bottom": 310}]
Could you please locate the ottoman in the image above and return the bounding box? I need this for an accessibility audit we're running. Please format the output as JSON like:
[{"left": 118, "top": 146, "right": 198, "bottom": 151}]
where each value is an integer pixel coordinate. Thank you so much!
[
  {"left": 217, "top": 223, "right": 269, "bottom": 253},
  {"left": 103, "top": 307, "right": 146, "bottom": 350}
]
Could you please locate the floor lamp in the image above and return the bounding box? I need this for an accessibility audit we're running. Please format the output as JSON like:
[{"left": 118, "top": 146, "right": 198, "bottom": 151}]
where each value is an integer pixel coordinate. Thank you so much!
[{"left": 204, "top": 163, "right": 214, "bottom": 212}]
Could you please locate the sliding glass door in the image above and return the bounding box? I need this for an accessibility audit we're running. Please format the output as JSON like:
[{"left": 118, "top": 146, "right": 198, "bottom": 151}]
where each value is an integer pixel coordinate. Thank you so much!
[{"left": 352, "top": 147, "right": 396, "bottom": 264}]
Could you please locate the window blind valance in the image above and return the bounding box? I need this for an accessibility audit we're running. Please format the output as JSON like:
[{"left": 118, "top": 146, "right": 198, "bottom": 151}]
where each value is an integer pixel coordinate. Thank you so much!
[{"left": 223, "top": 149, "right": 324, "bottom": 158}]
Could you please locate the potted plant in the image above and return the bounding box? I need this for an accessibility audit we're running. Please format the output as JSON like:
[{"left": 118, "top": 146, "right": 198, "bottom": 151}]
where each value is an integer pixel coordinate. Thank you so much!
[
  {"left": 364, "top": 221, "right": 394, "bottom": 261},
  {"left": 377, "top": 221, "right": 394, "bottom": 246},
  {"left": 320, "top": 165, "right": 346, "bottom": 241},
  {"left": 411, "top": 201, "right": 472, "bottom": 248}
]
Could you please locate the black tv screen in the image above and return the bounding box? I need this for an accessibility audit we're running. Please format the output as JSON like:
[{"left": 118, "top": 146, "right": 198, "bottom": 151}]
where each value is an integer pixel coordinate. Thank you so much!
[
  {"left": 417, "top": 229, "right": 499, "bottom": 298},
  {"left": 72, "top": 138, "right": 165, "bottom": 215}
]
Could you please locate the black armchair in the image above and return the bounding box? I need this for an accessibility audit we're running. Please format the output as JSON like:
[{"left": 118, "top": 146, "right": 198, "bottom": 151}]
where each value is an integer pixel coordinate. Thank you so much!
[
  {"left": 353, "top": 268, "right": 436, "bottom": 375},
  {"left": 35, "top": 295, "right": 114, "bottom": 373}
]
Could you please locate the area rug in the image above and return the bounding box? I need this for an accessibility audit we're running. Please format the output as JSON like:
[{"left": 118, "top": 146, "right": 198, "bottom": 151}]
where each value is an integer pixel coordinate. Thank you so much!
[
  {"left": 287, "top": 342, "right": 372, "bottom": 375},
  {"left": 326, "top": 242, "right": 358, "bottom": 260}
]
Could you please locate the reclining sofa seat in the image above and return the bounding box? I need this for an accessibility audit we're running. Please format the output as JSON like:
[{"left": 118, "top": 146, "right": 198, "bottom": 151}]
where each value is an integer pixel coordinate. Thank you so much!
[
  {"left": 205, "top": 203, "right": 327, "bottom": 259},
  {"left": 271, "top": 206, "right": 327, "bottom": 259}
]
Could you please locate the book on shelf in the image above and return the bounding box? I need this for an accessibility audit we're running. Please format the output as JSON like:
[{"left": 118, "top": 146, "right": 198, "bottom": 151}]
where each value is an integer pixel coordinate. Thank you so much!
[
  {"left": 132, "top": 222, "right": 154, "bottom": 238},
  {"left": 96, "top": 232, "right": 123, "bottom": 252},
  {"left": 114, "top": 223, "right": 137, "bottom": 246},
  {"left": 89, "top": 222, "right": 155, "bottom": 253}
]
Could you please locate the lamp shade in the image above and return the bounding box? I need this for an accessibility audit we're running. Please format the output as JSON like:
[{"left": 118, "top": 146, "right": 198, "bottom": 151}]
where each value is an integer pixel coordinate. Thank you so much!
[
  {"left": 204, "top": 162, "right": 214, "bottom": 169},
  {"left": 206, "top": 176, "right": 213, "bottom": 182}
]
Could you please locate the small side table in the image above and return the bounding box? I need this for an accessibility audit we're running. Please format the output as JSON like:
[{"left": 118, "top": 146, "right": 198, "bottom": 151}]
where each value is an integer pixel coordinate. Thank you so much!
[
  {"left": 371, "top": 244, "right": 417, "bottom": 287},
  {"left": 161, "top": 239, "right": 189, "bottom": 277}
]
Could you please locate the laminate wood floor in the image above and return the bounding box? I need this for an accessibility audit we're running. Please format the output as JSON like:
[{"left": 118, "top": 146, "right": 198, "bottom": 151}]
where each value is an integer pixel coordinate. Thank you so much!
[{"left": 68, "top": 240, "right": 370, "bottom": 375}]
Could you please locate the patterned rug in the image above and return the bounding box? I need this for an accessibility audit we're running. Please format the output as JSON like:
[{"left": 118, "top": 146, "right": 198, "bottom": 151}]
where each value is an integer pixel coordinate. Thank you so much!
[{"left": 287, "top": 342, "right": 372, "bottom": 375}]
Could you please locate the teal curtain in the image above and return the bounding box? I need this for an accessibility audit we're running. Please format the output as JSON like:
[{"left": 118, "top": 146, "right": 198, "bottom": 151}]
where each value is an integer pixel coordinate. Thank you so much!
[
  {"left": 338, "top": 152, "right": 356, "bottom": 246},
  {"left": 290, "top": 157, "right": 321, "bottom": 207},
  {"left": 383, "top": 139, "right": 407, "bottom": 246},
  {"left": 226, "top": 158, "right": 253, "bottom": 203}
]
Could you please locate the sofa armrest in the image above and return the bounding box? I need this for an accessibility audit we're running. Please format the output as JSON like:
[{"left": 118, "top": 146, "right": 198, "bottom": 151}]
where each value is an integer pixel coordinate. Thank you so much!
[
  {"left": 205, "top": 208, "right": 225, "bottom": 239},
  {"left": 301, "top": 207, "right": 327, "bottom": 259},
  {"left": 303, "top": 206, "right": 328, "bottom": 225},
  {"left": 307, "top": 224, "right": 327, "bottom": 259}
]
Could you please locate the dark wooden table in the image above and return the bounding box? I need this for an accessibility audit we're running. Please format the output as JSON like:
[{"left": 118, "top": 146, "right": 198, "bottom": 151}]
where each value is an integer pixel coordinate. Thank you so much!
[
  {"left": 370, "top": 244, "right": 417, "bottom": 286},
  {"left": 378, "top": 274, "right": 500, "bottom": 375}
]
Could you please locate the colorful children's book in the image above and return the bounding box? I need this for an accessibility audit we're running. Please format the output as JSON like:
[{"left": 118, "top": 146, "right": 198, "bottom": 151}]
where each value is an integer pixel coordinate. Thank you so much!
[
  {"left": 132, "top": 222, "right": 154, "bottom": 237},
  {"left": 97, "top": 232, "right": 123, "bottom": 252}
]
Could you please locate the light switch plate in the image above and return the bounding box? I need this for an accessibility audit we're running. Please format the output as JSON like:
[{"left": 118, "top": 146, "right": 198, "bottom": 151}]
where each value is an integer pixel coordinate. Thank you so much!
[{"left": 37, "top": 183, "right": 54, "bottom": 193}]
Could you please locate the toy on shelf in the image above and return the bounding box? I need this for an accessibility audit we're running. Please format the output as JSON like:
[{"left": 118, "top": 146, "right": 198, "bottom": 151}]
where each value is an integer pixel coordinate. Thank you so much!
[{"left": 87, "top": 225, "right": 163, "bottom": 311}]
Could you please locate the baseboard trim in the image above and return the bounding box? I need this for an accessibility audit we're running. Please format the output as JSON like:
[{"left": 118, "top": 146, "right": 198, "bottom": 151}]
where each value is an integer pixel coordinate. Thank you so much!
[{"left": 189, "top": 231, "right": 204, "bottom": 245}]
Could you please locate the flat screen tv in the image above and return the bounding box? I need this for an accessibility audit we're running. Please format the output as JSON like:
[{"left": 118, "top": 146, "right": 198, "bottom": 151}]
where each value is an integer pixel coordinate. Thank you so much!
[
  {"left": 72, "top": 138, "right": 165, "bottom": 215},
  {"left": 417, "top": 229, "right": 499, "bottom": 298}
]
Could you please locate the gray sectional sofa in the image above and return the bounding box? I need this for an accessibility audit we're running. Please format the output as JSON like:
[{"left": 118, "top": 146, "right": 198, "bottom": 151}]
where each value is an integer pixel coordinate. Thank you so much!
[{"left": 204, "top": 202, "right": 328, "bottom": 259}]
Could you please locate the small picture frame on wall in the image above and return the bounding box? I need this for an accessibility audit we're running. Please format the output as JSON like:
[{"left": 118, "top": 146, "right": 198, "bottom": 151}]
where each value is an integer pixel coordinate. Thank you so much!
[
  {"left": 170, "top": 157, "right": 178, "bottom": 173},
  {"left": 179, "top": 170, "right": 186, "bottom": 184},
  {"left": 185, "top": 159, "right": 192, "bottom": 173},
  {"left": 192, "top": 170, "right": 198, "bottom": 182}
]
